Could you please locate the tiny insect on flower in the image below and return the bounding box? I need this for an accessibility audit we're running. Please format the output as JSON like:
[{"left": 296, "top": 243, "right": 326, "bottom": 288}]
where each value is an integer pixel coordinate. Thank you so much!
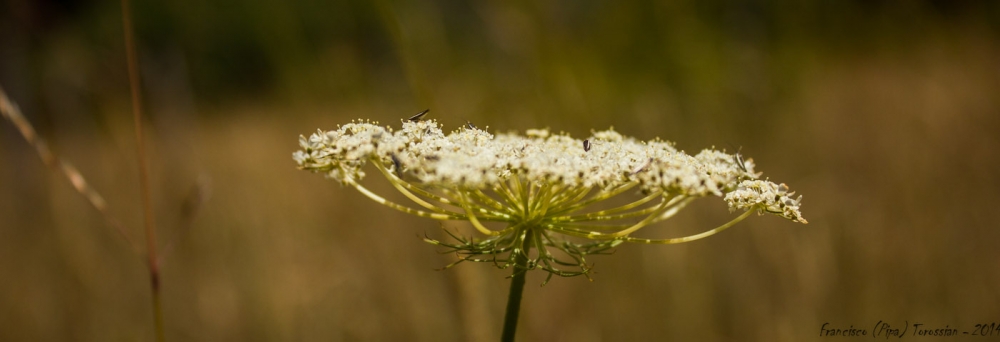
[
  {"left": 733, "top": 146, "right": 749, "bottom": 173},
  {"left": 408, "top": 109, "right": 430, "bottom": 122},
  {"left": 630, "top": 158, "right": 652, "bottom": 175}
]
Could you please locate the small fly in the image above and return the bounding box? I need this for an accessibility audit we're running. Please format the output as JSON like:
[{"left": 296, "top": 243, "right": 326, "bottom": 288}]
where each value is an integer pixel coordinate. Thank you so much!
[
  {"left": 408, "top": 109, "right": 430, "bottom": 122},
  {"left": 466, "top": 120, "right": 477, "bottom": 130},
  {"left": 583, "top": 139, "right": 591, "bottom": 152}
]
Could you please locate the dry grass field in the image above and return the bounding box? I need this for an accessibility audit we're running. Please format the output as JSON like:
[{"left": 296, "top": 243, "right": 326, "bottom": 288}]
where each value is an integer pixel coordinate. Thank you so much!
[{"left": 2, "top": 1, "right": 999, "bottom": 341}]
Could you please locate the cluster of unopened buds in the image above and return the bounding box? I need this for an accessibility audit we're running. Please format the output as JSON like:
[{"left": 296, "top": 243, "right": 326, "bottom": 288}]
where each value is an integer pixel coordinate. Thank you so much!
[{"left": 294, "top": 112, "right": 806, "bottom": 284}]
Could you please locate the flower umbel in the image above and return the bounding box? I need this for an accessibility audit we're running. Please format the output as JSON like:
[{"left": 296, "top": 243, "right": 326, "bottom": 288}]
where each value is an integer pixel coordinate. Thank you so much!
[{"left": 294, "top": 118, "right": 806, "bottom": 283}]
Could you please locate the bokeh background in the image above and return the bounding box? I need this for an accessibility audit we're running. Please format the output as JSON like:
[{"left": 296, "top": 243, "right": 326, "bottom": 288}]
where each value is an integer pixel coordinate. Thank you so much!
[{"left": 2, "top": 1, "right": 999, "bottom": 341}]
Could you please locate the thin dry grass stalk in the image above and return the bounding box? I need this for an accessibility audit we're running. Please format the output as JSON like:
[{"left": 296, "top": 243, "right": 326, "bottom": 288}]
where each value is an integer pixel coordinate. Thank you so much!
[
  {"left": 117, "top": 0, "right": 166, "bottom": 339},
  {"left": 0, "top": 85, "right": 139, "bottom": 253}
]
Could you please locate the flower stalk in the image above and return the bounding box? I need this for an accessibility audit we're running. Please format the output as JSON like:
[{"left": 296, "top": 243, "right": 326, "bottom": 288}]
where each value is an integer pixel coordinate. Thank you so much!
[
  {"left": 294, "top": 117, "right": 807, "bottom": 340},
  {"left": 501, "top": 230, "right": 531, "bottom": 342}
]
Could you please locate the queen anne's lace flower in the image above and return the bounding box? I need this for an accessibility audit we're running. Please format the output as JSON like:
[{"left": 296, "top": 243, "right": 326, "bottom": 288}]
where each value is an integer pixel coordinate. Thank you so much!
[{"left": 295, "top": 118, "right": 806, "bottom": 282}]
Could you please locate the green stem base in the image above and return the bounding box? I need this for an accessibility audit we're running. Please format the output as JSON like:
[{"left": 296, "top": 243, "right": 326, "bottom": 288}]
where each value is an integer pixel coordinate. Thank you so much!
[
  {"left": 501, "top": 238, "right": 531, "bottom": 342},
  {"left": 501, "top": 267, "right": 527, "bottom": 342}
]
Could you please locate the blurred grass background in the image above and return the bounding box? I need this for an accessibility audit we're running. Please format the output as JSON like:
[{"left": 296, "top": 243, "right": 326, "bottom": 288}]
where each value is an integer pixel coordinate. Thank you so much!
[{"left": 2, "top": 0, "right": 999, "bottom": 341}]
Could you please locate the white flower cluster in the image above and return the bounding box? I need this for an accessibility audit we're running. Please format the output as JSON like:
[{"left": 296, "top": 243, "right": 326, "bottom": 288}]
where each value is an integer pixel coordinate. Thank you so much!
[
  {"left": 294, "top": 118, "right": 805, "bottom": 223},
  {"left": 725, "top": 180, "right": 807, "bottom": 223},
  {"left": 295, "top": 117, "right": 807, "bottom": 278},
  {"left": 294, "top": 120, "right": 780, "bottom": 192}
]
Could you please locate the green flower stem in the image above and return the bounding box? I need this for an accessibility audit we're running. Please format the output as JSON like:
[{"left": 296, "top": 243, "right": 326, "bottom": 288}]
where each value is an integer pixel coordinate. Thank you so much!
[{"left": 501, "top": 232, "right": 532, "bottom": 342}]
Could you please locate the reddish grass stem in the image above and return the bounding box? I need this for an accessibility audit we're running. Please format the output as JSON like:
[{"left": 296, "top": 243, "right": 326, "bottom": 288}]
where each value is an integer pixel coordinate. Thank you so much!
[{"left": 118, "top": 0, "right": 166, "bottom": 340}]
